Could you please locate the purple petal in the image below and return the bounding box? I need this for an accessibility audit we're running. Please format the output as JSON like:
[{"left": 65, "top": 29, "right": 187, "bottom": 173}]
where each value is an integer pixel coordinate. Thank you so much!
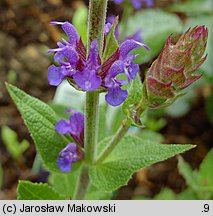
[
  {"left": 131, "top": 0, "right": 141, "bottom": 9},
  {"left": 54, "top": 51, "right": 64, "bottom": 63},
  {"left": 104, "top": 23, "right": 112, "bottom": 35},
  {"left": 127, "top": 62, "right": 139, "bottom": 80},
  {"left": 55, "top": 119, "right": 71, "bottom": 134},
  {"left": 143, "top": 0, "right": 154, "bottom": 7},
  {"left": 48, "top": 65, "right": 64, "bottom": 86},
  {"left": 126, "top": 29, "right": 143, "bottom": 43},
  {"left": 57, "top": 143, "right": 77, "bottom": 172},
  {"left": 57, "top": 157, "right": 72, "bottom": 172},
  {"left": 106, "top": 16, "right": 119, "bottom": 40},
  {"left": 107, "top": 16, "right": 116, "bottom": 24},
  {"left": 60, "top": 66, "right": 76, "bottom": 77},
  {"left": 114, "top": 0, "right": 124, "bottom": 4},
  {"left": 69, "top": 112, "right": 84, "bottom": 136},
  {"left": 105, "top": 85, "right": 128, "bottom": 106},
  {"left": 62, "top": 47, "right": 79, "bottom": 65},
  {"left": 87, "top": 39, "right": 99, "bottom": 68},
  {"left": 61, "top": 22, "right": 79, "bottom": 44},
  {"left": 73, "top": 69, "right": 101, "bottom": 91},
  {"left": 120, "top": 39, "right": 149, "bottom": 59},
  {"left": 59, "top": 143, "right": 77, "bottom": 157},
  {"left": 108, "top": 60, "right": 125, "bottom": 78}
]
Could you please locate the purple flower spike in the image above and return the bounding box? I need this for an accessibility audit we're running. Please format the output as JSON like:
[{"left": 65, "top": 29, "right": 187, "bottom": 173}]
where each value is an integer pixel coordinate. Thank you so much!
[
  {"left": 48, "top": 20, "right": 148, "bottom": 107},
  {"left": 48, "top": 65, "right": 64, "bottom": 86},
  {"left": 57, "top": 143, "right": 77, "bottom": 172}
]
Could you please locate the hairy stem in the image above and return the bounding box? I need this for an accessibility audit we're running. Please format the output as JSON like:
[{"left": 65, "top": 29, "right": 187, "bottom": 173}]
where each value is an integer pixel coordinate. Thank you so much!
[
  {"left": 87, "top": 0, "right": 108, "bottom": 54},
  {"left": 74, "top": 0, "right": 108, "bottom": 200},
  {"left": 73, "top": 165, "right": 89, "bottom": 200},
  {"left": 96, "top": 119, "right": 131, "bottom": 164},
  {"left": 84, "top": 91, "right": 99, "bottom": 163}
]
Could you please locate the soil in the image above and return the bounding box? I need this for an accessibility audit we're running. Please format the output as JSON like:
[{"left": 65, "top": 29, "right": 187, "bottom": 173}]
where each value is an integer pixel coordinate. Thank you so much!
[{"left": 0, "top": 0, "right": 212, "bottom": 200}]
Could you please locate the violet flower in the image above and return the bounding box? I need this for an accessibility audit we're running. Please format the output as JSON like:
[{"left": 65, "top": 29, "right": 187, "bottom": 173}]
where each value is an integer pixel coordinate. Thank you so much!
[
  {"left": 104, "top": 40, "right": 146, "bottom": 106},
  {"left": 57, "top": 143, "right": 77, "bottom": 172},
  {"left": 55, "top": 110, "right": 84, "bottom": 146},
  {"left": 48, "top": 21, "right": 148, "bottom": 106},
  {"left": 48, "top": 21, "right": 101, "bottom": 91}
]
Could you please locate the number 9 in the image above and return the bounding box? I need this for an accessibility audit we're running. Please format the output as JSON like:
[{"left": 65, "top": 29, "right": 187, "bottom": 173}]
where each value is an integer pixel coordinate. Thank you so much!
[{"left": 203, "top": 204, "right": 209, "bottom": 212}]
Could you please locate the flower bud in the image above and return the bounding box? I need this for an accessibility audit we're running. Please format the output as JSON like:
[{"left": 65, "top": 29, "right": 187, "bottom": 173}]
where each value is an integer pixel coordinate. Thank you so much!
[{"left": 144, "top": 26, "right": 208, "bottom": 108}]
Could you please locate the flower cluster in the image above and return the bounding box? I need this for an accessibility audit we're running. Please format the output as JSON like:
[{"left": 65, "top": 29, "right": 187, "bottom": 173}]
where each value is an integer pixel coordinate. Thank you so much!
[
  {"left": 144, "top": 26, "right": 208, "bottom": 108},
  {"left": 48, "top": 21, "right": 148, "bottom": 106},
  {"left": 55, "top": 110, "right": 84, "bottom": 172},
  {"left": 114, "top": 0, "right": 153, "bottom": 9}
]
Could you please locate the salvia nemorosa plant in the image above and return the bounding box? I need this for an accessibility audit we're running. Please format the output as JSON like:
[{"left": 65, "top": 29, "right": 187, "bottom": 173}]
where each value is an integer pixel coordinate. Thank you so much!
[{"left": 6, "top": 0, "right": 208, "bottom": 200}]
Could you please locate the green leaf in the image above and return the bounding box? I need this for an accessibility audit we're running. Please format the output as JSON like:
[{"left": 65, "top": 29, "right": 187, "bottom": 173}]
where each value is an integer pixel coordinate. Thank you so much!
[
  {"left": 154, "top": 188, "right": 177, "bottom": 200},
  {"left": 6, "top": 83, "right": 70, "bottom": 172},
  {"left": 178, "top": 156, "right": 198, "bottom": 188},
  {"left": 48, "top": 171, "right": 79, "bottom": 199},
  {"left": 136, "top": 129, "right": 164, "bottom": 143},
  {"left": 85, "top": 185, "right": 113, "bottom": 200},
  {"left": 17, "top": 181, "right": 64, "bottom": 200},
  {"left": 49, "top": 171, "right": 112, "bottom": 200},
  {"left": 72, "top": 6, "right": 88, "bottom": 44},
  {"left": 122, "top": 9, "right": 182, "bottom": 64},
  {"left": 1, "top": 126, "right": 30, "bottom": 159},
  {"left": 91, "top": 135, "right": 195, "bottom": 192},
  {"left": 198, "top": 149, "right": 213, "bottom": 186},
  {"left": 177, "top": 188, "right": 197, "bottom": 200},
  {"left": 102, "top": 17, "right": 119, "bottom": 62}
]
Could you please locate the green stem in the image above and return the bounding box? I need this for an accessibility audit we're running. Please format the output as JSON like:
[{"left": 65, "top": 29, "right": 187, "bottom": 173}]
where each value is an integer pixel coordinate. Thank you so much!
[
  {"left": 73, "top": 165, "right": 90, "bottom": 200},
  {"left": 96, "top": 118, "right": 131, "bottom": 164},
  {"left": 73, "top": 0, "right": 108, "bottom": 200},
  {"left": 87, "top": 0, "right": 108, "bottom": 54},
  {"left": 84, "top": 91, "right": 99, "bottom": 163}
]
